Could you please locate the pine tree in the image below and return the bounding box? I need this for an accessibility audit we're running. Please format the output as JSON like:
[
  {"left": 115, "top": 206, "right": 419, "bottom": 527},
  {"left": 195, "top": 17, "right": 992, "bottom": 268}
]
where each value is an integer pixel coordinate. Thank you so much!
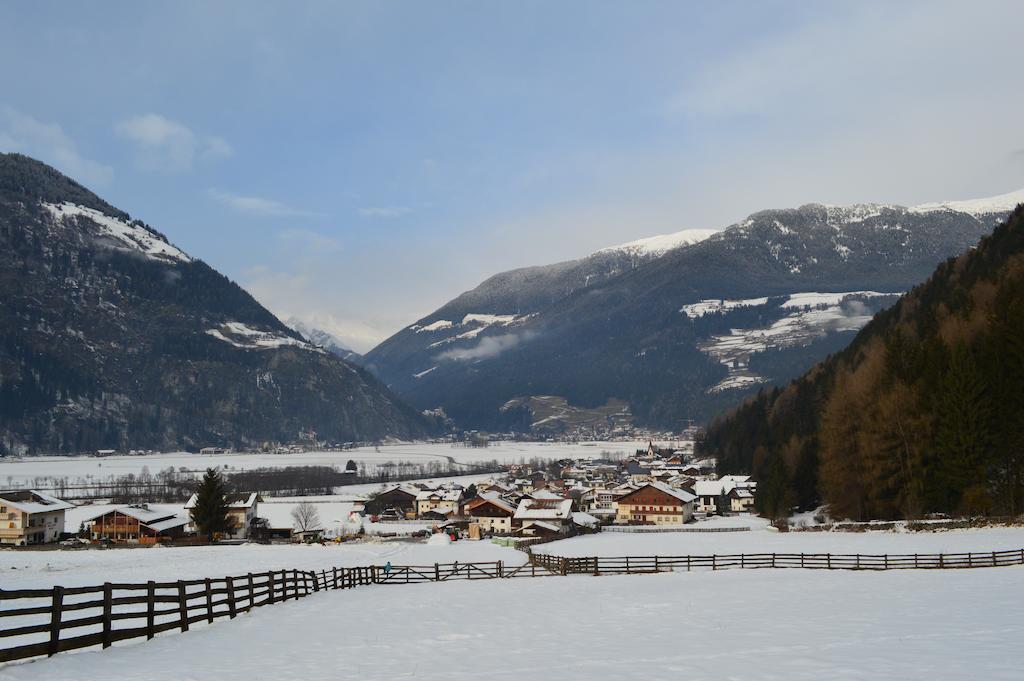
[{"left": 190, "top": 468, "right": 230, "bottom": 542}]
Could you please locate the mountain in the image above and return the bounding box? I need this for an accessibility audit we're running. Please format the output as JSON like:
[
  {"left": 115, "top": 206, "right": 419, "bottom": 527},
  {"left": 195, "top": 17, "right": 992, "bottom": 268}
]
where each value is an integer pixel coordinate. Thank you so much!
[
  {"left": 365, "top": 193, "right": 1022, "bottom": 433},
  {"left": 698, "top": 205, "right": 1024, "bottom": 520},
  {"left": 0, "top": 154, "right": 432, "bottom": 455},
  {"left": 285, "top": 317, "right": 363, "bottom": 364}
]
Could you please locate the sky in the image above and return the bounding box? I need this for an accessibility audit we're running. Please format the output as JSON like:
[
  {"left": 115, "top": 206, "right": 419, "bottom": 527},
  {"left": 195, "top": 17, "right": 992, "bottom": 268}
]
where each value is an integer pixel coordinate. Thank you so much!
[{"left": 1, "top": 1, "right": 1023, "bottom": 352}]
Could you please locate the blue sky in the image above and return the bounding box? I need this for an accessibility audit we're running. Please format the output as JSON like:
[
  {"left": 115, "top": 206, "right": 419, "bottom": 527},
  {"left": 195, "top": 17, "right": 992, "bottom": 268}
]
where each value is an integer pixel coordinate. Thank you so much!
[{"left": 2, "top": 1, "right": 1022, "bottom": 350}]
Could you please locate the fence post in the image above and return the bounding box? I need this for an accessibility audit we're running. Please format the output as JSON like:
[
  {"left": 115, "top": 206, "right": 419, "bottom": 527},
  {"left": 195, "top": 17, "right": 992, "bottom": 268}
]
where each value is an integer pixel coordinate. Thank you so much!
[
  {"left": 102, "top": 582, "right": 113, "bottom": 648},
  {"left": 883, "top": 554, "right": 888, "bottom": 570},
  {"left": 227, "top": 577, "right": 237, "bottom": 619},
  {"left": 655, "top": 555, "right": 660, "bottom": 572},
  {"left": 332, "top": 567, "right": 338, "bottom": 589},
  {"left": 269, "top": 572, "right": 276, "bottom": 604},
  {"left": 712, "top": 555, "right": 716, "bottom": 571},
  {"left": 968, "top": 553, "right": 973, "bottom": 568},
  {"left": 498, "top": 561, "right": 504, "bottom": 578},
  {"left": 48, "top": 586, "right": 64, "bottom": 657},
  {"left": 772, "top": 553, "right": 776, "bottom": 568},
  {"left": 593, "top": 557, "right": 600, "bottom": 576},
  {"left": 992, "top": 551, "right": 997, "bottom": 567},
  {"left": 914, "top": 553, "right": 918, "bottom": 569},
  {"left": 687, "top": 555, "right": 691, "bottom": 572},
  {"left": 178, "top": 581, "right": 189, "bottom": 632},
  {"left": 205, "top": 578, "right": 214, "bottom": 623},
  {"left": 247, "top": 573, "right": 255, "bottom": 608},
  {"left": 146, "top": 581, "right": 156, "bottom": 638},
  {"left": 826, "top": 554, "right": 831, "bottom": 569},
  {"left": 626, "top": 556, "right": 631, "bottom": 574},
  {"left": 561, "top": 557, "right": 568, "bottom": 576},
  {"left": 800, "top": 553, "right": 804, "bottom": 568},
  {"left": 939, "top": 554, "right": 944, "bottom": 569}
]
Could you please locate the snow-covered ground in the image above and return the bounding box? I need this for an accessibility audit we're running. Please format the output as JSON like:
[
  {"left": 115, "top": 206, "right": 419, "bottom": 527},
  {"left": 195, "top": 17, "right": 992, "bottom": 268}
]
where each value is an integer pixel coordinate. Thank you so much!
[
  {"left": 543, "top": 519, "right": 1024, "bottom": 557},
  {"left": 0, "top": 441, "right": 646, "bottom": 487},
  {"left": 2, "top": 539, "right": 523, "bottom": 590},
  {"left": 3, "top": 564, "right": 1021, "bottom": 680}
]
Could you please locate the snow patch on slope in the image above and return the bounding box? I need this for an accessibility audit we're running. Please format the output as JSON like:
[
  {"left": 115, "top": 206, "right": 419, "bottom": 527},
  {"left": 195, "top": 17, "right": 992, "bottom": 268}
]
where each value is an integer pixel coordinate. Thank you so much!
[
  {"left": 206, "top": 322, "right": 322, "bottom": 352},
  {"left": 43, "top": 202, "right": 191, "bottom": 263},
  {"left": 909, "top": 188, "right": 1024, "bottom": 217},
  {"left": 598, "top": 228, "right": 719, "bottom": 257}
]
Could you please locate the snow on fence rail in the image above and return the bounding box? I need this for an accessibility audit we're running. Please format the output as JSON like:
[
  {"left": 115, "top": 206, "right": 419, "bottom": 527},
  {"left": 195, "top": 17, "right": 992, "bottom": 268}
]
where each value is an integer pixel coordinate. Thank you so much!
[{"left": 3, "top": 547, "right": 1023, "bottom": 665}]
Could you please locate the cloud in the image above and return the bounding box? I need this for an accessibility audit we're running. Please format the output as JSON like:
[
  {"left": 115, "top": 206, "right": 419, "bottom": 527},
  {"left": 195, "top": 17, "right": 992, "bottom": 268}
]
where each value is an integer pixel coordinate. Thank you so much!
[
  {"left": 0, "top": 105, "right": 113, "bottom": 186},
  {"left": 358, "top": 206, "right": 412, "bottom": 218},
  {"left": 209, "top": 189, "right": 321, "bottom": 217},
  {"left": 278, "top": 228, "right": 342, "bottom": 253},
  {"left": 115, "top": 113, "right": 232, "bottom": 171},
  {"left": 435, "top": 331, "right": 537, "bottom": 362}
]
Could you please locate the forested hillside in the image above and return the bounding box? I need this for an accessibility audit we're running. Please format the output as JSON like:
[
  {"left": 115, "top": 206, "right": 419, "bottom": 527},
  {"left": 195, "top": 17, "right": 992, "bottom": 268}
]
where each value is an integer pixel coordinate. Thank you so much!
[
  {"left": 0, "top": 154, "right": 433, "bottom": 454},
  {"left": 700, "top": 206, "right": 1024, "bottom": 520}
]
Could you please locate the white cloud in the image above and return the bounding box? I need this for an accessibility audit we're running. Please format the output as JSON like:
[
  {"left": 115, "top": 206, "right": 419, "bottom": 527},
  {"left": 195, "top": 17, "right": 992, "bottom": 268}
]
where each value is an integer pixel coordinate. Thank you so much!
[
  {"left": 435, "top": 331, "right": 537, "bottom": 362},
  {"left": 115, "top": 113, "right": 232, "bottom": 171},
  {"left": 209, "top": 189, "right": 321, "bottom": 217},
  {"left": 0, "top": 105, "right": 113, "bottom": 186},
  {"left": 358, "top": 206, "right": 412, "bottom": 218},
  {"left": 278, "top": 228, "right": 342, "bottom": 253}
]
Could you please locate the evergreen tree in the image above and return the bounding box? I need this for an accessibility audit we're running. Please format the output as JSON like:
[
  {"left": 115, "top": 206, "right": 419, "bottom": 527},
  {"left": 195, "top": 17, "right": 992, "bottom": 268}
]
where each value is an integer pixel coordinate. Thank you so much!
[{"left": 190, "top": 468, "right": 230, "bottom": 542}]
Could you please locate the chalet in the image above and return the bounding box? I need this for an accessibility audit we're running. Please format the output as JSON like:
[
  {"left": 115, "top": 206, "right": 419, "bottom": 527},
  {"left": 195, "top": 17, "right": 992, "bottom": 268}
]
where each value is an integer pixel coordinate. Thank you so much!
[
  {"left": 694, "top": 476, "right": 756, "bottom": 514},
  {"left": 185, "top": 492, "right": 260, "bottom": 539},
  {"left": 464, "top": 495, "right": 516, "bottom": 535},
  {"left": 364, "top": 485, "right": 418, "bottom": 518},
  {"left": 614, "top": 482, "right": 696, "bottom": 525},
  {"left": 513, "top": 498, "right": 574, "bottom": 536},
  {"left": 86, "top": 505, "right": 190, "bottom": 544},
  {"left": 0, "top": 490, "right": 74, "bottom": 545}
]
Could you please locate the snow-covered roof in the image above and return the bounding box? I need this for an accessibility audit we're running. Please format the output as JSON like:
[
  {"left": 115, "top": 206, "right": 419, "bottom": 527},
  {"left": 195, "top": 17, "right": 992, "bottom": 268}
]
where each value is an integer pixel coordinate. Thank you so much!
[
  {"left": 572, "top": 511, "right": 599, "bottom": 528},
  {"left": 144, "top": 516, "right": 192, "bottom": 533},
  {"left": 466, "top": 496, "right": 516, "bottom": 515},
  {"left": 528, "top": 489, "right": 565, "bottom": 500},
  {"left": 522, "top": 520, "right": 562, "bottom": 533},
  {"left": 514, "top": 498, "right": 573, "bottom": 521},
  {"left": 82, "top": 504, "right": 180, "bottom": 524},
  {"left": 184, "top": 492, "right": 260, "bottom": 510},
  {"left": 0, "top": 490, "right": 75, "bottom": 514},
  {"left": 257, "top": 497, "right": 361, "bottom": 531},
  {"left": 621, "top": 482, "right": 696, "bottom": 504},
  {"left": 416, "top": 489, "right": 463, "bottom": 501},
  {"left": 694, "top": 480, "right": 732, "bottom": 497}
]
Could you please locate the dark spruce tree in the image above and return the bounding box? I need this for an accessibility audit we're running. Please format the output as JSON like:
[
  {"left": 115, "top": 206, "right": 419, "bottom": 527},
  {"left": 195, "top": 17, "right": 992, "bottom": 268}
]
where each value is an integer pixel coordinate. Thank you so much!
[{"left": 190, "top": 468, "right": 230, "bottom": 542}]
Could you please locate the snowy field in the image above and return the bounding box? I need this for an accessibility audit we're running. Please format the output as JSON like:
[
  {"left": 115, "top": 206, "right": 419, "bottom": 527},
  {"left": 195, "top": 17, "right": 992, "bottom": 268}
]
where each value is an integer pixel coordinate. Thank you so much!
[
  {"left": 2, "top": 565, "right": 1021, "bottom": 681},
  {"left": 2, "top": 539, "right": 523, "bottom": 590},
  {"left": 544, "top": 518, "right": 1024, "bottom": 557},
  {"left": 0, "top": 441, "right": 647, "bottom": 487}
]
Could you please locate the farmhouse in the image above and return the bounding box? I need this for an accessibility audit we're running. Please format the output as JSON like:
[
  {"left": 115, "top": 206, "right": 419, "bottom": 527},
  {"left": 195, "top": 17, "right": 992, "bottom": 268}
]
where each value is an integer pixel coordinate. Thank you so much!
[
  {"left": 365, "top": 485, "right": 419, "bottom": 519},
  {"left": 614, "top": 482, "right": 696, "bottom": 525},
  {"left": 513, "top": 498, "right": 574, "bottom": 536},
  {"left": 416, "top": 489, "right": 463, "bottom": 517},
  {"left": 86, "top": 505, "right": 190, "bottom": 544},
  {"left": 464, "top": 495, "right": 516, "bottom": 534},
  {"left": 0, "top": 490, "right": 74, "bottom": 545},
  {"left": 185, "top": 492, "right": 260, "bottom": 539}
]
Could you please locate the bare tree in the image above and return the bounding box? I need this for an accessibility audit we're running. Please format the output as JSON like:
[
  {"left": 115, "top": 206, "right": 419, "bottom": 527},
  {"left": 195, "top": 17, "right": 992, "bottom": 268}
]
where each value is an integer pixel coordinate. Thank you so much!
[{"left": 291, "top": 501, "right": 321, "bottom": 533}]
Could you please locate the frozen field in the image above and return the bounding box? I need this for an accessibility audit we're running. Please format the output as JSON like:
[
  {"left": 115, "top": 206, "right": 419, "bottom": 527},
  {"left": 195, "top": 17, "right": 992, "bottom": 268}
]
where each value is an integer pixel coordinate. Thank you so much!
[
  {"left": 0, "top": 441, "right": 647, "bottom": 487},
  {"left": 2, "top": 539, "right": 523, "bottom": 590},
  {"left": 2, "top": 564, "right": 1021, "bottom": 681},
  {"left": 544, "top": 519, "right": 1024, "bottom": 557}
]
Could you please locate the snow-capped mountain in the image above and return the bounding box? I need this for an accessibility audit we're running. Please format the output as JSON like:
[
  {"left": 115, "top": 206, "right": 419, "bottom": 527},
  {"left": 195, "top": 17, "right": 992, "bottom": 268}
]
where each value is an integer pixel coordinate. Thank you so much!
[
  {"left": 0, "top": 153, "right": 431, "bottom": 454},
  {"left": 365, "top": 189, "right": 1022, "bottom": 432},
  {"left": 285, "top": 317, "right": 363, "bottom": 363}
]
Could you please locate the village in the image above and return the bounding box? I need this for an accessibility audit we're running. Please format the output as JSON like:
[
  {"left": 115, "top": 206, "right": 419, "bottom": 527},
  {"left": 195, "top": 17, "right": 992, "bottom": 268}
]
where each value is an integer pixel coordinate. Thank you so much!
[{"left": 0, "top": 442, "right": 756, "bottom": 548}]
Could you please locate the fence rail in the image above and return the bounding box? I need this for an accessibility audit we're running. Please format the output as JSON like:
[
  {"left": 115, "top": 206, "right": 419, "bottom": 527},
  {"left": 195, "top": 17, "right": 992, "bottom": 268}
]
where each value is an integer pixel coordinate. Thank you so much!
[
  {"left": 601, "top": 526, "right": 752, "bottom": 534},
  {"left": 3, "top": 546, "right": 1022, "bottom": 665},
  {"left": 526, "top": 548, "right": 1024, "bottom": 575}
]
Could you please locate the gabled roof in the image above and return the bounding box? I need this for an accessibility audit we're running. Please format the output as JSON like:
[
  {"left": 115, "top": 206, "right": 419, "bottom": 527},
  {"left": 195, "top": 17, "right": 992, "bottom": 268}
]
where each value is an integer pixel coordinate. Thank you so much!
[
  {"left": 0, "top": 490, "right": 75, "bottom": 514},
  {"left": 184, "top": 492, "right": 259, "bottom": 510},
  {"left": 466, "top": 496, "right": 516, "bottom": 515},
  {"left": 84, "top": 504, "right": 181, "bottom": 524},
  {"left": 618, "top": 482, "right": 696, "bottom": 504}
]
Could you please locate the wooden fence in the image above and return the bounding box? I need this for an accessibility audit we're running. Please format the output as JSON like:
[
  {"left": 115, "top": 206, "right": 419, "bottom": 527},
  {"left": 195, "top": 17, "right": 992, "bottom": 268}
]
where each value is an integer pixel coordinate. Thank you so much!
[
  {"left": 527, "top": 548, "right": 1024, "bottom": 575},
  {"left": 3, "top": 547, "right": 1023, "bottom": 665},
  {"left": 601, "top": 526, "right": 751, "bottom": 534}
]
